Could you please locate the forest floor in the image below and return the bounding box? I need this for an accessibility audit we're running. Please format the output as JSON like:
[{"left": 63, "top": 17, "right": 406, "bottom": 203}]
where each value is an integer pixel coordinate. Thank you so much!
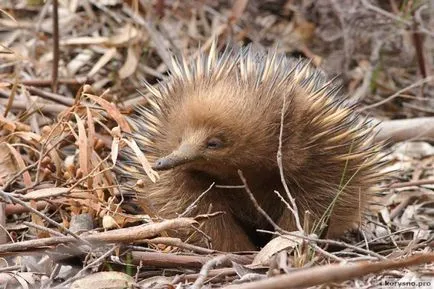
[{"left": 0, "top": 1, "right": 433, "bottom": 288}]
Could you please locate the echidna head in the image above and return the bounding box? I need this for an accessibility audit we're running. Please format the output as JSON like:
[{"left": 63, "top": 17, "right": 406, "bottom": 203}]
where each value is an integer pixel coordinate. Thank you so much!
[{"left": 151, "top": 82, "right": 278, "bottom": 174}]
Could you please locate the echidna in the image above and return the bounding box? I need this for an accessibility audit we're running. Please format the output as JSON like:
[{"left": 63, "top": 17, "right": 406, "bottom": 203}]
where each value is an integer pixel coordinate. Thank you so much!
[{"left": 127, "top": 44, "right": 386, "bottom": 251}]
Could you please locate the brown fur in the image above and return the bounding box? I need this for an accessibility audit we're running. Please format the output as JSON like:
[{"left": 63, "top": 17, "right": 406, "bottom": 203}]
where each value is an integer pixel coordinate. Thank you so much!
[{"left": 127, "top": 45, "right": 386, "bottom": 251}]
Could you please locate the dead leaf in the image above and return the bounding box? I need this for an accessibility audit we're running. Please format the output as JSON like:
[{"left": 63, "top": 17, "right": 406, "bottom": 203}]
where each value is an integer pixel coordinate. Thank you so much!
[
  {"left": 90, "top": 151, "right": 115, "bottom": 194},
  {"left": 87, "top": 94, "right": 131, "bottom": 133},
  {"left": 74, "top": 113, "right": 89, "bottom": 177},
  {"left": 49, "top": 147, "right": 63, "bottom": 180},
  {"left": 61, "top": 36, "right": 108, "bottom": 46},
  {"left": 86, "top": 107, "right": 95, "bottom": 188},
  {"left": 87, "top": 47, "right": 117, "bottom": 78},
  {"left": 401, "top": 204, "right": 417, "bottom": 226},
  {"left": 230, "top": 0, "right": 248, "bottom": 23},
  {"left": 5, "top": 143, "right": 32, "bottom": 187},
  {"left": 13, "top": 131, "right": 42, "bottom": 143},
  {"left": 252, "top": 234, "right": 302, "bottom": 266},
  {"left": 67, "top": 49, "right": 94, "bottom": 75},
  {"left": 0, "top": 272, "right": 36, "bottom": 289},
  {"left": 86, "top": 107, "right": 95, "bottom": 152},
  {"left": 123, "top": 138, "right": 159, "bottom": 183},
  {"left": 119, "top": 45, "right": 140, "bottom": 79},
  {"left": 108, "top": 24, "right": 141, "bottom": 46},
  {"left": 70, "top": 271, "right": 136, "bottom": 289},
  {"left": 0, "top": 142, "right": 18, "bottom": 185},
  {"left": 138, "top": 276, "right": 174, "bottom": 288},
  {"left": 0, "top": 114, "right": 16, "bottom": 131},
  {"left": 23, "top": 187, "right": 70, "bottom": 200},
  {"left": 102, "top": 215, "right": 119, "bottom": 229},
  {"left": 108, "top": 211, "right": 151, "bottom": 228},
  {"left": 111, "top": 135, "right": 120, "bottom": 166}
]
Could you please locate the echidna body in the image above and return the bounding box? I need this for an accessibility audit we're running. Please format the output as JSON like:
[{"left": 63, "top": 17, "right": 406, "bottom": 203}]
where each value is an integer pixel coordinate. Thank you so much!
[{"left": 129, "top": 45, "right": 385, "bottom": 251}]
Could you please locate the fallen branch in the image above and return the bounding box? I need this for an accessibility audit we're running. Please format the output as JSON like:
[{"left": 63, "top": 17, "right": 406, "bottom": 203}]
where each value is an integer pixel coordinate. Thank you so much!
[
  {"left": 131, "top": 251, "right": 252, "bottom": 269},
  {"left": 373, "top": 117, "right": 434, "bottom": 143},
  {"left": 25, "top": 86, "right": 75, "bottom": 106},
  {"left": 0, "top": 218, "right": 197, "bottom": 254},
  {"left": 220, "top": 253, "right": 434, "bottom": 289},
  {"left": 5, "top": 201, "right": 51, "bottom": 215},
  {"left": 191, "top": 255, "right": 232, "bottom": 289},
  {"left": 389, "top": 178, "right": 434, "bottom": 189},
  {"left": 144, "top": 236, "right": 217, "bottom": 254}
]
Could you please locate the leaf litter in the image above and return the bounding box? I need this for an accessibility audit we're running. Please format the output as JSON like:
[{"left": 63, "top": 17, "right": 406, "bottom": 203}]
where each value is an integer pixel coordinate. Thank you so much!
[{"left": 0, "top": 0, "right": 433, "bottom": 288}]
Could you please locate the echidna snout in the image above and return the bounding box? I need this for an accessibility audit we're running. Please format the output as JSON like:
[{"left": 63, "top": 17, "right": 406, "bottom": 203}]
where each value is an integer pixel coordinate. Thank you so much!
[{"left": 153, "top": 143, "right": 199, "bottom": 171}]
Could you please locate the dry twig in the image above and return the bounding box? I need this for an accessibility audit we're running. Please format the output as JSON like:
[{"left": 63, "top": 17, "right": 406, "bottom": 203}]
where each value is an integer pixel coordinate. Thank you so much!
[{"left": 221, "top": 253, "right": 434, "bottom": 289}]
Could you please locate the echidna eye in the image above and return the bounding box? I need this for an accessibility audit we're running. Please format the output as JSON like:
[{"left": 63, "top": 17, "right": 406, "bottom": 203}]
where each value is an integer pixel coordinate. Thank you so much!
[{"left": 206, "top": 137, "right": 224, "bottom": 149}]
